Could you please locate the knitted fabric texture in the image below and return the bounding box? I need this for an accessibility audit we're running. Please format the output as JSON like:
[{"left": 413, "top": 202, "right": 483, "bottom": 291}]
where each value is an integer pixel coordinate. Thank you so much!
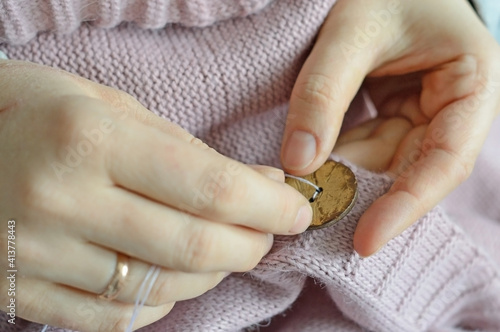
[
  {"left": 0, "top": 0, "right": 274, "bottom": 44},
  {"left": 1, "top": 0, "right": 500, "bottom": 331}
]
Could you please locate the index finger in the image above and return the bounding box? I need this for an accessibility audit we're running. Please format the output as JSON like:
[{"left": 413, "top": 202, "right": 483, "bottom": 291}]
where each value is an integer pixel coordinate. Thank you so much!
[
  {"left": 106, "top": 115, "right": 313, "bottom": 236},
  {"left": 353, "top": 82, "right": 500, "bottom": 256}
]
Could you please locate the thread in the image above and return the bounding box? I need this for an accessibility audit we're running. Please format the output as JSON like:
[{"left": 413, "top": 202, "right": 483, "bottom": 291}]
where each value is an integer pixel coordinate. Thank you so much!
[
  {"left": 39, "top": 265, "right": 160, "bottom": 332},
  {"left": 285, "top": 174, "right": 323, "bottom": 202},
  {"left": 125, "top": 265, "right": 161, "bottom": 332}
]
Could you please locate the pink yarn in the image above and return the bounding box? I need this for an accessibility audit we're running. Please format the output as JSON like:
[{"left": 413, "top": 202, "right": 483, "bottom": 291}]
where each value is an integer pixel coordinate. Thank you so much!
[{"left": 1, "top": 0, "right": 499, "bottom": 331}]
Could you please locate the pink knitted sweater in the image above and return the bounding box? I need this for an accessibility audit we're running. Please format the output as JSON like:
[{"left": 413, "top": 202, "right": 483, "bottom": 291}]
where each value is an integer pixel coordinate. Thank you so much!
[{"left": 1, "top": 1, "right": 500, "bottom": 331}]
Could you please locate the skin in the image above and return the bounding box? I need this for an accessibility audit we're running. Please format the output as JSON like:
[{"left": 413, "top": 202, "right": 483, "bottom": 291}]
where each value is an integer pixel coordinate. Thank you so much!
[
  {"left": 1, "top": 0, "right": 499, "bottom": 330},
  {"left": 0, "top": 61, "right": 312, "bottom": 331},
  {"left": 282, "top": 0, "right": 500, "bottom": 257}
]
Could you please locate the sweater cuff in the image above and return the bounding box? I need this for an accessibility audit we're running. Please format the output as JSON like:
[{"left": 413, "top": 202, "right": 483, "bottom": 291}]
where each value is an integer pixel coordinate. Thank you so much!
[
  {"left": 0, "top": 0, "right": 274, "bottom": 45},
  {"left": 253, "top": 157, "right": 500, "bottom": 331}
]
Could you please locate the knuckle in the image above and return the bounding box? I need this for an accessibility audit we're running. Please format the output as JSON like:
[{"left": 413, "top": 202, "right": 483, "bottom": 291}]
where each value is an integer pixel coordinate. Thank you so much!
[
  {"left": 188, "top": 136, "right": 212, "bottom": 151},
  {"left": 49, "top": 96, "right": 109, "bottom": 147},
  {"left": 438, "top": 148, "right": 474, "bottom": 184},
  {"left": 179, "top": 225, "right": 216, "bottom": 271},
  {"left": 98, "top": 87, "right": 148, "bottom": 122},
  {"left": 50, "top": 97, "right": 88, "bottom": 146},
  {"left": 194, "top": 164, "right": 241, "bottom": 217},
  {"left": 116, "top": 201, "right": 141, "bottom": 233},
  {"left": 455, "top": 157, "right": 474, "bottom": 183},
  {"left": 103, "top": 87, "right": 135, "bottom": 108},
  {"left": 115, "top": 88, "right": 136, "bottom": 105},
  {"left": 292, "top": 73, "right": 339, "bottom": 110},
  {"left": 18, "top": 176, "right": 58, "bottom": 216},
  {"left": 112, "top": 92, "right": 137, "bottom": 116},
  {"left": 50, "top": 96, "right": 115, "bottom": 169},
  {"left": 213, "top": 179, "right": 243, "bottom": 215}
]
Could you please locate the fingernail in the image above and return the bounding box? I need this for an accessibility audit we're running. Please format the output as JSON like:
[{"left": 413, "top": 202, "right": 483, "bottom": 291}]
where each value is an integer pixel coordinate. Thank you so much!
[
  {"left": 289, "top": 205, "right": 313, "bottom": 234},
  {"left": 355, "top": 244, "right": 384, "bottom": 258},
  {"left": 266, "top": 233, "right": 274, "bottom": 253},
  {"left": 283, "top": 131, "right": 316, "bottom": 170},
  {"left": 258, "top": 166, "right": 285, "bottom": 182}
]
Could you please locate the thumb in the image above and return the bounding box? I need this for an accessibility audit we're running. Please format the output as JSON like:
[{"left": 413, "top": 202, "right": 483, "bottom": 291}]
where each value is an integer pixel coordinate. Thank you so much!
[{"left": 281, "top": 0, "right": 402, "bottom": 175}]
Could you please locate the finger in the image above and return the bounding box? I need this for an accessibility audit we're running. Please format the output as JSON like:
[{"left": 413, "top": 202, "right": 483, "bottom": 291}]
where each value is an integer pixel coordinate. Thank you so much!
[
  {"left": 69, "top": 186, "right": 273, "bottom": 273},
  {"left": 420, "top": 55, "right": 482, "bottom": 119},
  {"left": 89, "top": 84, "right": 203, "bottom": 144},
  {"left": 335, "top": 118, "right": 384, "bottom": 145},
  {"left": 38, "top": 94, "right": 301, "bottom": 235},
  {"left": 372, "top": 90, "right": 429, "bottom": 126},
  {"left": 106, "top": 117, "right": 312, "bottom": 235},
  {"left": 334, "top": 117, "right": 412, "bottom": 171},
  {"left": 114, "top": 264, "right": 225, "bottom": 306},
  {"left": 354, "top": 149, "right": 467, "bottom": 257},
  {"left": 281, "top": 0, "right": 400, "bottom": 175},
  {"left": 19, "top": 229, "right": 228, "bottom": 303},
  {"left": 46, "top": 88, "right": 308, "bottom": 234},
  {"left": 248, "top": 165, "right": 285, "bottom": 182},
  {"left": 387, "top": 125, "right": 427, "bottom": 177},
  {"left": 354, "top": 89, "right": 499, "bottom": 256},
  {"left": 15, "top": 278, "right": 172, "bottom": 332}
]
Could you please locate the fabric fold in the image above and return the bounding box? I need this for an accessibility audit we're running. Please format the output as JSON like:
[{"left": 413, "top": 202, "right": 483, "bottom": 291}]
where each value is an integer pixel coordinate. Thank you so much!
[{"left": 0, "top": 0, "right": 275, "bottom": 44}]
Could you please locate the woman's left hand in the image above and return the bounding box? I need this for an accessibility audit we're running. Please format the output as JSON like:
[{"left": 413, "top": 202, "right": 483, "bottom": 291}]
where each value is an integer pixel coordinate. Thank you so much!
[{"left": 281, "top": 0, "right": 500, "bottom": 256}]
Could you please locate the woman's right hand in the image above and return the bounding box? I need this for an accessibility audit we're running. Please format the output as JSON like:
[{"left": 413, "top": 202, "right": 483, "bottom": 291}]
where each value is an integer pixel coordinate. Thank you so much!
[{"left": 0, "top": 60, "right": 313, "bottom": 331}]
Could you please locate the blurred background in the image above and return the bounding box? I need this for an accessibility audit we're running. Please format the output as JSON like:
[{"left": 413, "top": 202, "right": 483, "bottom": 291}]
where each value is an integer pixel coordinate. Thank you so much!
[{"left": 473, "top": 0, "right": 500, "bottom": 42}]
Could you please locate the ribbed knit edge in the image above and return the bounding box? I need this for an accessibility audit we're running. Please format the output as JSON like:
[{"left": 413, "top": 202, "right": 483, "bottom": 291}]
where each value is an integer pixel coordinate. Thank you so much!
[{"left": 0, "top": 0, "right": 275, "bottom": 45}]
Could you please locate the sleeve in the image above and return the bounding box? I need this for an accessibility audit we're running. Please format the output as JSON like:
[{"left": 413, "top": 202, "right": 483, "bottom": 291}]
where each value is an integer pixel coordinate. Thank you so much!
[
  {"left": 0, "top": 0, "right": 274, "bottom": 45},
  {"left": 138, "top": 158, "right": 500, "bottom": 332},
  {"left": 1, "top": 157, "right": 499, "bottom": 332}
]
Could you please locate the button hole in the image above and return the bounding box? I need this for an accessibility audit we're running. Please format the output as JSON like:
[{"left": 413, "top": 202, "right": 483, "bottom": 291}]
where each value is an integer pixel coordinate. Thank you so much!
[{"left": 309, "top": 187, "right": 323, "bottom": 203}]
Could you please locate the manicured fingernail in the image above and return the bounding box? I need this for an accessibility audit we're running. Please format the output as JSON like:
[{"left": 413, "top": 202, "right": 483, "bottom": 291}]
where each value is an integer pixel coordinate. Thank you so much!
[
  {"left": 283, "top": 131, "right": 316, "bottom": 170},
  {"left": 289, "top": 205, "right": 313, "bottom": 234}
]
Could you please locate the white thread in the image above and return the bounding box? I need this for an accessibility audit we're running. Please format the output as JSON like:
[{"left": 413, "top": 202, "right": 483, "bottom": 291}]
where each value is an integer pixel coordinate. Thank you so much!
[
  {"left": 285, "top": 174, "right": 321, "bottom": 191},
  {"left": 125, "top": 265, "right": 161, "bottom": 332},
  {"left": 39, "top": 266, "right": 160, "bottom": 332},
  {"left": 285, "top": 174, "right": 323, "bottom": 202}
]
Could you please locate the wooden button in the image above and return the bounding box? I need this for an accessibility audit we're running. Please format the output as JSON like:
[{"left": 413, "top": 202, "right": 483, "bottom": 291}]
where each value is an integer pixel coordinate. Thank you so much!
[{"left": 285, "top": 160, "right": 358, "bottom": 230}]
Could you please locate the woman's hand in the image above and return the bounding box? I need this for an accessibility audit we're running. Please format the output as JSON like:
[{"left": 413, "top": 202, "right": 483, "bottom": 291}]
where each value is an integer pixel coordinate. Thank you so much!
[
  {"left": 0, "top": 61, "right": 312, "bottom": 331},
  {"left": 281, "top": 0, "right": 500, "bottom": 256}
]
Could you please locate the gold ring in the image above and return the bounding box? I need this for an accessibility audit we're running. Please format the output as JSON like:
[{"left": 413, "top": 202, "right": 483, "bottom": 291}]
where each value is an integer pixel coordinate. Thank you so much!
[{"left": 99, "top": 253, "right": 129, "bottom": 300}]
